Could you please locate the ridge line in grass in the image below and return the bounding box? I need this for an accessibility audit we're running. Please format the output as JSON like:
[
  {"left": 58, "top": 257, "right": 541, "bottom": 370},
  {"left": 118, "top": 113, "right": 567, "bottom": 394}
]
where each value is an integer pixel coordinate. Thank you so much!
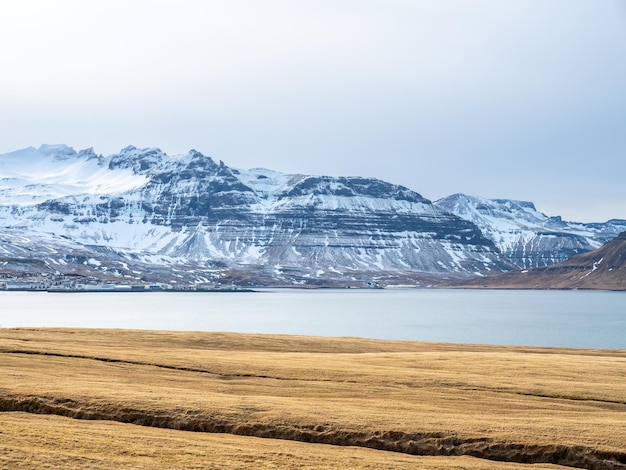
[
  {"left": 2, "top": 348, "right": 623, "bottom": 405},
  {"left": 1, "top": 395, "right": 625, "bottom": 470},
  {"left": 0, "top": 348, "right": 358, "bottom": 384}
]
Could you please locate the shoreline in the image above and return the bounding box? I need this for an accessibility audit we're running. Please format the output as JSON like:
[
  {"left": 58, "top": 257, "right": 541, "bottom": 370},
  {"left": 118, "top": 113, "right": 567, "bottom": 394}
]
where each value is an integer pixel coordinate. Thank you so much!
[{"left": 1, "top": 326, "right": 624, "bottom": 353}]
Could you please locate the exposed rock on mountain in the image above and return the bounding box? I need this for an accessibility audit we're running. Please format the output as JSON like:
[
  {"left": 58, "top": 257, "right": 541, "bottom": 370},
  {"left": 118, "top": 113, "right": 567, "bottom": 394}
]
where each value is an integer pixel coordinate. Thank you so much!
[
  {"left": 435, "top": 193, "right": 626, "bottom": 269},
  {"left": 458, "top": 232, "right": 626, "bottom": 290},
  {"left": 0, "top": 145, "right": 512, "bottom": 286}
]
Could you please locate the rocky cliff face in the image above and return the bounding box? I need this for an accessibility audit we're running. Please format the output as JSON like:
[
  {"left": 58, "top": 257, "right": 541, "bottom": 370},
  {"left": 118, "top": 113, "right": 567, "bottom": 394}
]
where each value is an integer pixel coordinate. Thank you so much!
[
  {"left": 0, "top": 145, "right": 512, "bottom": 286},
  {"left": 435, "top": 193, "right": 626, "bottom": 269}
]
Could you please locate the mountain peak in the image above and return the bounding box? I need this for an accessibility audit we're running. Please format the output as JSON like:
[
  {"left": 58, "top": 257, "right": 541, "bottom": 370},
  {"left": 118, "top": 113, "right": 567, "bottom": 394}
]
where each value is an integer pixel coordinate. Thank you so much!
[
  {"left": 77, "top": 147, "right": 99, "bottom": 160},
  {"left": 435, "top": 193, "right": 626, "bottom": 270},
  {"left": 38, "top": 144, "right": 77, "bottom": 160},
  {"left": 109, "top": 146, "right": 167, "bottom": 173},
  {"left": 491, "top": 198, "right": 537, "bottom": 212},
  {"left": 282, "top": 175, "right": 429, "bottom": 204}
]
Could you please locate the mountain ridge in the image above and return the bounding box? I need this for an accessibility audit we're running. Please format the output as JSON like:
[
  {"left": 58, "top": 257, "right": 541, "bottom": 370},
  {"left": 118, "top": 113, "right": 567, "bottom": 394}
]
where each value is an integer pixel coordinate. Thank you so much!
[
  {"left": 0, "top": 144, "right": 623, "bottom": 288},
  {"left": 0, "top": 144, "right": 509, "bottom": 286},
  {"left": 435, "top": 193, "right": 626, "bottom": 269}
]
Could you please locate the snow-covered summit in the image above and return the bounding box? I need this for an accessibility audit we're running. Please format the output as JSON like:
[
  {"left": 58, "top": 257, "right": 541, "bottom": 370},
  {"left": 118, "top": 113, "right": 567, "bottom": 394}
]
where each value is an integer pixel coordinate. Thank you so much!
[
  {"left": 38, "top": 144, "right": 78, "bottom": 159},
  {"left": 234, "top": 167, "right": 301, "bottom": 200},
  {"left": 0, "top": 144, "right": 149, "bottom": 205},
  {"left": 435, "top": 194, "right": 548, "bottom": 229}
]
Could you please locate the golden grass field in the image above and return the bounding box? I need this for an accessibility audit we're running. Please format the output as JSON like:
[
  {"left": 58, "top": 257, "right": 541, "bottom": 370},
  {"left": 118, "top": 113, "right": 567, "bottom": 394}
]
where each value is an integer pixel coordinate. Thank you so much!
[{"left": 1, "top": 328, "right": 625, "bottom": 469}]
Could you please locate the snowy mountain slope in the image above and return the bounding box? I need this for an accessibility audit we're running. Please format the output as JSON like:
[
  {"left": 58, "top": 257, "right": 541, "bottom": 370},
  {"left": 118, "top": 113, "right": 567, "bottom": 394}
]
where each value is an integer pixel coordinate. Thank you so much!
[
  {"left": 459, "top": 232, "right": 626, "bottom": 290},
  {"left": 435, "top": 193, "right": 626, "bottom": 269},
  {"left": 0, "top": 145, "right": 147, "bottom": 205},
  {"left": 0, "top": 145, "right": 514, "bottom": 285}
]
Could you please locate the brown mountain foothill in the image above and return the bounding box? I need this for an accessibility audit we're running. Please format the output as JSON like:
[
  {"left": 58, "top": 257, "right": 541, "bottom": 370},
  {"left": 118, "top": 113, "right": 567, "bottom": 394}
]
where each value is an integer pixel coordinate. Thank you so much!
[{"left": 457, "top": 232, "right": 626, "bottom": 290}]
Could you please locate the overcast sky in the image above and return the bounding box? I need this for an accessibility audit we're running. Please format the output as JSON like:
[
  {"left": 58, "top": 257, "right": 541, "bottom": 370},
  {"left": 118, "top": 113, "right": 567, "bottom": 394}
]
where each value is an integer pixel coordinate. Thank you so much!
[{"left": 1, "top": 1, "right": 624, "bottom": 222}]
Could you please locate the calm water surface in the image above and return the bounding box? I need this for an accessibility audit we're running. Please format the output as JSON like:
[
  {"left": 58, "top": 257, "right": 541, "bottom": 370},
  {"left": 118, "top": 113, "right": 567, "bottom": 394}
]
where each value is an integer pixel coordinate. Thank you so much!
[{"left": 0, "top": 289, "right": 624, "bottom": 349}]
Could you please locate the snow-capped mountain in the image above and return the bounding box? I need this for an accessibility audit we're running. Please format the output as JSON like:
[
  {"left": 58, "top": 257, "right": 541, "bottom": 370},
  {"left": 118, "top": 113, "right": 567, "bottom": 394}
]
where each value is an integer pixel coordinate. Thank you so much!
[
  {"left": 435, "top": 193, "right": 626, "bottom": 269},
  {"left": 0, "top": 145, "right": 513, "bottom": 286}
]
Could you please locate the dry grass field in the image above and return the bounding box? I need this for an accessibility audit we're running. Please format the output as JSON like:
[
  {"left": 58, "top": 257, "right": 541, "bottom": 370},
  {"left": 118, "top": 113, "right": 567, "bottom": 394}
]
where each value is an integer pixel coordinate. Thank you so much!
[
  {"left": 1, "top": 413, "right": 569, "bottom": 470},
  {"left": 1, "top": 328, "right": 625, "bottom": 469}
]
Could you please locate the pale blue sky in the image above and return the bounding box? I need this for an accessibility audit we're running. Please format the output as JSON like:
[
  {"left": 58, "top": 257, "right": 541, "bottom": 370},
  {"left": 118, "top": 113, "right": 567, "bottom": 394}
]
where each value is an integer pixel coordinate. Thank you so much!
[{"left": 1, "top": 0, "right": 624, "bottom": 222}]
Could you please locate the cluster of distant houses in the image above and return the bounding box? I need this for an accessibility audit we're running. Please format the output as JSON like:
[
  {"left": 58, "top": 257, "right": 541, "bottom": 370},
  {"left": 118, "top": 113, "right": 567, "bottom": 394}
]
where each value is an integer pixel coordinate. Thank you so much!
[
  {"left": 0, "top": 275, "right": 243, "bottom": 292},
  {"left": 0, "top": 274, "right": 169, "bottom": 292},
  {"left": 0, "top": 280, "right": 169, "bottom": 292}
]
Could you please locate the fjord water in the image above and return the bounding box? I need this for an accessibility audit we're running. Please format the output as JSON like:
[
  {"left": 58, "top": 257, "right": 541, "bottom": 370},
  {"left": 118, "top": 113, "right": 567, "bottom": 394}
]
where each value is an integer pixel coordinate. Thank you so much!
[{"left": 1, "top": 289, "right": 624, "bottom": 349}]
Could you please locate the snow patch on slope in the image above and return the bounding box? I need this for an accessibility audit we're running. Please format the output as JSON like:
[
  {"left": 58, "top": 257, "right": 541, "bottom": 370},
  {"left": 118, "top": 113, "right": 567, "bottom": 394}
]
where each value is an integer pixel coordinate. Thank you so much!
[{"left": 0, "top": 145, "right": 148, "bottom": 205}]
